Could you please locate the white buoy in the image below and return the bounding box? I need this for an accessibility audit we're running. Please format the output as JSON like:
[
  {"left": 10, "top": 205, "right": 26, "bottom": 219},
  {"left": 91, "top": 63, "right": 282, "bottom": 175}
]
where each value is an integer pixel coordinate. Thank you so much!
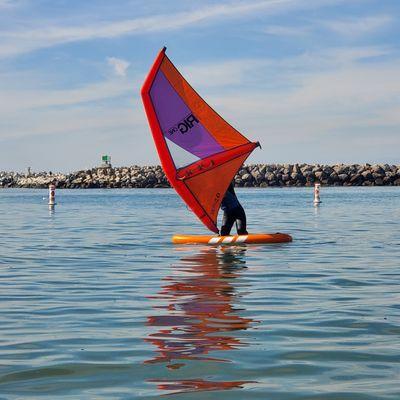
[
  {"left": 314, "top": 183, "right": 321, "bottom": 204},
  {"left": 48, "top": 183, "right": 56, "bottom": 206}
]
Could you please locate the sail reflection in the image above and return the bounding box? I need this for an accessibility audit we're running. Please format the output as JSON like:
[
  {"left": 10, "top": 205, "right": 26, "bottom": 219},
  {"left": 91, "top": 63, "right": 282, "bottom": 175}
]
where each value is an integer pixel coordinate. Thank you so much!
[{"left": 145, "top": 246, "right": 255, "bottom": 394}]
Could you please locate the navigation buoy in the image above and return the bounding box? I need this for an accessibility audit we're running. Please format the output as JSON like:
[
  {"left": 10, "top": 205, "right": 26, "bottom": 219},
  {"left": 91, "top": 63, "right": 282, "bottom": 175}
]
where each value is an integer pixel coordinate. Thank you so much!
[
  {"left": 48, "top": 183, "right": 56, "bottom": 206},
  {"left": 314, "top": 183, "right": 321, "bottom": 204}
]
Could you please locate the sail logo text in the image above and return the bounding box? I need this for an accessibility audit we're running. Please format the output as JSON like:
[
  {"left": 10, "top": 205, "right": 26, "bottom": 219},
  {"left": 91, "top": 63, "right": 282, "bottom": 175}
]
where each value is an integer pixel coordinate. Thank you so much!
[{"left": 167, "top": 114, "right": 199, "bottom": 136}]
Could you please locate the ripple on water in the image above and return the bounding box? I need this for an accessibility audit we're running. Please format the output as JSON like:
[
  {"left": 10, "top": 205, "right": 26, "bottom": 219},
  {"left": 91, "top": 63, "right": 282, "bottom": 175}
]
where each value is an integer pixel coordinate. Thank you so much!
[{"left": 0, "top": 188, "right": 399, "bottom": 399}]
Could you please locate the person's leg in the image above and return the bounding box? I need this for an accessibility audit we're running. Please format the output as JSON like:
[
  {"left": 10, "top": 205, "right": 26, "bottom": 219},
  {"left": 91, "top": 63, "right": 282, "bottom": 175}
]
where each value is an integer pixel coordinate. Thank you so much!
[
  {"left": 220, "top": 210, "right": 236, "bottom": 236},
  {"left": 234, "top": 205, "right": 248, "bottom": 235}
]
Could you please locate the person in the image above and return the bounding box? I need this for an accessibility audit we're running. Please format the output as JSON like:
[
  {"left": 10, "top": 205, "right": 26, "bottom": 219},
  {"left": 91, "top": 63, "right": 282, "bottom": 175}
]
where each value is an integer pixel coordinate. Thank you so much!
[{"left": 220, "top": 181, "right": 248, "bottom": 236}]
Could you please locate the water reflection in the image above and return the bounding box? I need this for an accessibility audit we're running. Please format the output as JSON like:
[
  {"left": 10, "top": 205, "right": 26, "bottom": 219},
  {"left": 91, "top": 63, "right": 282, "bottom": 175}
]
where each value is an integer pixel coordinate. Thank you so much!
[{"left": 145, "top": 246, "right": 255, "bottom": 394}]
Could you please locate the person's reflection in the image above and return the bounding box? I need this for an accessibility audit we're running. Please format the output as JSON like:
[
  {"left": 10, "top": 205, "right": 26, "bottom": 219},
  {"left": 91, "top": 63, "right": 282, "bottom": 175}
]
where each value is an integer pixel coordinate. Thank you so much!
[{"left": 145, "top": 246, "right": 255, "bottom": 393}]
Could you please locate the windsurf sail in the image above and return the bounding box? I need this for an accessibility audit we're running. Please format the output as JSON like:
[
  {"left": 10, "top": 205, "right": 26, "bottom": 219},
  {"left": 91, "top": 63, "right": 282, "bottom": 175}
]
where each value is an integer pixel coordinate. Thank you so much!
[{"left": 141, "top": 47, "right": 260, "bottom": 233}]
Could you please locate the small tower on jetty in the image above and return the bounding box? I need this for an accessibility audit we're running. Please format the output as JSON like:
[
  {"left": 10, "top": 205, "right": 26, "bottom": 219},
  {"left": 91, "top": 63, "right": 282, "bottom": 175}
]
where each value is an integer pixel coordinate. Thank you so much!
[{"left": 101, "top": 155, "right": 112, "bottom": 168}]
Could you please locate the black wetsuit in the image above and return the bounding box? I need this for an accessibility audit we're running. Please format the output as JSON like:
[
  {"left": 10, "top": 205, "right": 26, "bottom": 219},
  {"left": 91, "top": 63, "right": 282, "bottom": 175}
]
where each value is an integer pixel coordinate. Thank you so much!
[{"left": 220, "top": 183, "right": 248, "bottom": 236}]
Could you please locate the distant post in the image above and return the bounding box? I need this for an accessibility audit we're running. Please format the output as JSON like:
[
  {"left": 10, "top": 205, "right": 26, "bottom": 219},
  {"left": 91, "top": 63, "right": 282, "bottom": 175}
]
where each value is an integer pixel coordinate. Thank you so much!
[
  {"left": 314, "top": 183, "right": 321, "bottom": 204},
  {"left": 48, "top": 183, "right": 56, "bottom": 207}
]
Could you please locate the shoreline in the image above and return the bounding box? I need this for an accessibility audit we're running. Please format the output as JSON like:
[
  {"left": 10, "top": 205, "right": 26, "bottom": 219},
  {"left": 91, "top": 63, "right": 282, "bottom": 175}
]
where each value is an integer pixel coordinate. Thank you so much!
[{"left": 1, "top": 163, "right": 400, "bottom": 188}]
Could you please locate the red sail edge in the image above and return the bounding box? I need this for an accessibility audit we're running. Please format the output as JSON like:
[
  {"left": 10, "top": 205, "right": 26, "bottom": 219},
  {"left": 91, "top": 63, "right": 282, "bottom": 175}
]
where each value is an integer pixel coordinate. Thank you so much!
[{"left": 141, "top": 47, "right": 259, "bottom": 233}]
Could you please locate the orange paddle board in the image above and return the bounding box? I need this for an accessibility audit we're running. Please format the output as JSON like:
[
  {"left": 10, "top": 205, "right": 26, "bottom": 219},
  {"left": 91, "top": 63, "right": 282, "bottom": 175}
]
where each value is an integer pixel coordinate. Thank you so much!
[{"left": 172, "top": 233, "right": 292, "bottom": 245}]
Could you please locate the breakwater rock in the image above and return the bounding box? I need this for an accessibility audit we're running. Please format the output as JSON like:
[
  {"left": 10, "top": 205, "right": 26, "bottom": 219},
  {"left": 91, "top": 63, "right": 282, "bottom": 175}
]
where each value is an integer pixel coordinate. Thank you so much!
[{"left": 1, "top": 164, "right": 400, "bottom": 189}]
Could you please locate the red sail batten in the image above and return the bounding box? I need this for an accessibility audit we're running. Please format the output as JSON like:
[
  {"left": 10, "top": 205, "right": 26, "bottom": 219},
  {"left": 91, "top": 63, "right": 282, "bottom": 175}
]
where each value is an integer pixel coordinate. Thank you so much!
[{"left": 177, "top": 142, "right": 259, "bottom": 181}]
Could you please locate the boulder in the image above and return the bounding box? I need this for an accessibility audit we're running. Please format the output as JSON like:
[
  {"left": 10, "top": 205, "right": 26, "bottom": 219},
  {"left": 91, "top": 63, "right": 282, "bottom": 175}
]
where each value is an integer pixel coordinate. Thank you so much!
[
  {"left": 371, "top": 164, "right": 384, "bottom": 174},
  {"left": 338, "top": 173, "right": 348, "bottom": 182},
  {"left": 241, "top": 173, "right": 252, "bottom": 182}
]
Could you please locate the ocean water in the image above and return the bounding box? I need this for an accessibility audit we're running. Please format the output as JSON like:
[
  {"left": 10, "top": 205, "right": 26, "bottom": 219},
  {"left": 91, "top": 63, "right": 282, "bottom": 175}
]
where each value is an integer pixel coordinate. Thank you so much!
[{"left": 0, "top": 187, "right": 399, "bottom": 400}]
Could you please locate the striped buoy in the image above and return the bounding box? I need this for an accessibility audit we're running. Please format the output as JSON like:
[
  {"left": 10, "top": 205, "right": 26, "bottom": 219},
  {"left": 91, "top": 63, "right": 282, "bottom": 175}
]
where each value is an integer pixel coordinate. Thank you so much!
[
  {"left": 48, "top": 183, "right": 56, "bottom": 206},
  {"left": 314, "top": 183, "right": 321, "bottom": 204}
]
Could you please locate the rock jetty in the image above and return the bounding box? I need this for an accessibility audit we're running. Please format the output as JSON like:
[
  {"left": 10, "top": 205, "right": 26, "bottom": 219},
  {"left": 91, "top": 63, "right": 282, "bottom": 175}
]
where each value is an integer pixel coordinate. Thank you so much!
[{"left": 1, "top": 164, "right": 400, "bottom": 189}]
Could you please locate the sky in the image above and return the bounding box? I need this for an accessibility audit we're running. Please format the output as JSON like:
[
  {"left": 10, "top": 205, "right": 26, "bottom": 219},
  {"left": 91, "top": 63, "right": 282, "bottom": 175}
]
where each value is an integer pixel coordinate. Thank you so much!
[{"left": 0, "top": 0, "right": 399, "bottom": 172}]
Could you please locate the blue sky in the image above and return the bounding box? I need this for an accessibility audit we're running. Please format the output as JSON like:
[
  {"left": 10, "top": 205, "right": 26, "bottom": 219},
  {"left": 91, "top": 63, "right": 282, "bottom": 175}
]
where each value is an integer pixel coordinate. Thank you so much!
[{"left": 0, "top": 0, "right": 399, "bottom": 171}]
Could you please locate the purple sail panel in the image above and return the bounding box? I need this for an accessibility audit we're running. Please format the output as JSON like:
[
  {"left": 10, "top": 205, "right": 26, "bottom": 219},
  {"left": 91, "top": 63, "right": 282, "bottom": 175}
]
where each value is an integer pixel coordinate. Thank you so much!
[{"left": 149, "top": 70, "right": 224, "bottom": 159}]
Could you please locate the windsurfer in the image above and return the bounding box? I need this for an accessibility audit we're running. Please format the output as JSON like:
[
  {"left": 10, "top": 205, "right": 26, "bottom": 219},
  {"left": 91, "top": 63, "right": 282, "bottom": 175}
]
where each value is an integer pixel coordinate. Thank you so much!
[{"left": 220, "top": 182, "right": 248, "bottom": 236}]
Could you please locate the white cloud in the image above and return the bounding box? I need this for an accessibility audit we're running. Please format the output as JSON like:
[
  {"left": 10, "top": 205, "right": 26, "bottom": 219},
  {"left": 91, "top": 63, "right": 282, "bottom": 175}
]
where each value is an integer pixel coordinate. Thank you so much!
[
  {"left": 10, "top": 46, "right": 399, "bottom": 137},
  {"left": 183, "top": 59, "right": 270, "bottom": 88},
  {"left": 185, "top": 47, "right": 400, "bottom": 158},
  {"left": 367, "top": 106, "right": 400, "bottom": 128},
  {"left": 0, "top": 0, "right": 346, "bottom": 58},
  {"left": 0, "top": 104, "right": 144, "bottom": 140},
  {"left": 323, "top": 15, "right": 393, "bottom": 37},
  {"left": 262, "top": 14, "right": 393, "bottom": 39},
  {"left": 317, "top": 46, "right": 392, "bottom": 63},
  {"left": 182, "top": 46, "right": 392, "bottom": 90},
  {"left": 264, "top": 24, "right": 310, "bottom": 36},
  {"left": 107, "top": 57, "right": 130, "bottom": 77},
  {"left": 0, "top": 0, "right": 14, "bottom": 7},
  {"left": 1, "top": 44, "right": 399, "bottom": 168},
  {"left": 0, "top": 79, "right": 135, "bottom": 114}
]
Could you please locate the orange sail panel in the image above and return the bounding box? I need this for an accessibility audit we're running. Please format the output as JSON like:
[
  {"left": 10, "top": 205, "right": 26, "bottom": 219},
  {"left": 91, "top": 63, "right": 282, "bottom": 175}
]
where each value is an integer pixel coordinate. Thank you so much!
[
  {"left": 185, "top": 153, "right": 251, "bottom": 226},
  {"left": 141, "top": 47, "right": 259, "bottom": 233}
]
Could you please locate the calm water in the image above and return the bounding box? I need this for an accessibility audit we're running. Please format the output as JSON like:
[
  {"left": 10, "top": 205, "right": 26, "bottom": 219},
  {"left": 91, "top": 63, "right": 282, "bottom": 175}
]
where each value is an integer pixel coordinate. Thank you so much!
[{"left": 0, "top": 187, "right": 399, "bottom": 399}]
